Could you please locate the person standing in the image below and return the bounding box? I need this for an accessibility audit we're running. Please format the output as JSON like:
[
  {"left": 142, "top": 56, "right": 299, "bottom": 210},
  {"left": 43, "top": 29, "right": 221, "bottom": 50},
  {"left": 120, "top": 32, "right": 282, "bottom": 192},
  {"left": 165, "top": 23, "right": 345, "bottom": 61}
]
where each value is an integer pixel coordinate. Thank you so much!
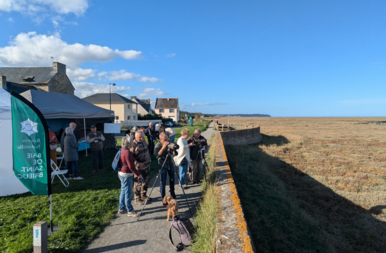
[
  {"left": 155, "top": 132, "right": 176, "bottom": 206},
  {"left": 86, "top": 125, "right": 105, "bottom": 173},
  {"left": 144, "top": 122, "right": 156, "bottom": 156},
  {"left": 155, "top": 122, "right": 161, "bottom": 139},
  {"left": 188, "top": 129, "right": 207, "bottom": 184},
  {"left": 174, "top": 129, "right": 191, "bottom": 189},
  {"left": 48, "top": 127, "right": 58, "bottom": 165},
  {"left": 117, "top": 136, "right": 143, "bottom": 217},
  {"left": 64, "top": 127, "right": 83, "bottom": 180},
  {"left": 131, "top": 130, "right": 151, "bottom": 204},
  {"left": 60, "top": 122, "right": 79, "bottom": 152},
  {"left": 164, "top": 127, "right": 176, "bottom": 143},
  {"left": 139, "top": 127, "right": 148, "bottom": 144}
]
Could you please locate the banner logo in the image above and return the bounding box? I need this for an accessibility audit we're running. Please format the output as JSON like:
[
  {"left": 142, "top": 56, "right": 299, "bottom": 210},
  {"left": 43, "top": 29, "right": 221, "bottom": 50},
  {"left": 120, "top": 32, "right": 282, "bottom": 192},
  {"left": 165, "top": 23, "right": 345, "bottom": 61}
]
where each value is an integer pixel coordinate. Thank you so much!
[{"left": 20, "top": 118, "right": 39, "bottom": 136}]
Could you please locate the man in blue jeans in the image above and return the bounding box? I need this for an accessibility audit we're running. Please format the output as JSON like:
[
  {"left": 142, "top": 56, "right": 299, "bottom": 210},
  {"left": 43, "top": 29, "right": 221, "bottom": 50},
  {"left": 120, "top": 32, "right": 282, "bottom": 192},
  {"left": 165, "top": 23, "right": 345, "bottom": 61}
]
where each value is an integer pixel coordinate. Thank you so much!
[{"left": 154, "top": 132, "right": 176, "bottom": 206}]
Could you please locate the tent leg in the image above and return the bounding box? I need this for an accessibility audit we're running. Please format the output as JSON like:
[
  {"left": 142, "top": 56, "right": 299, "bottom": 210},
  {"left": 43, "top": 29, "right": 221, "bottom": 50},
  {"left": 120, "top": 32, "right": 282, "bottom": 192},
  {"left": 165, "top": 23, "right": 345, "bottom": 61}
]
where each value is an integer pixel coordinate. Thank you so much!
[
  {"left": 83, "top": 118, "right": 88, "bottom": 157},
  {"left": 50, "top": 195, "right": 53, "bottom": 232}
]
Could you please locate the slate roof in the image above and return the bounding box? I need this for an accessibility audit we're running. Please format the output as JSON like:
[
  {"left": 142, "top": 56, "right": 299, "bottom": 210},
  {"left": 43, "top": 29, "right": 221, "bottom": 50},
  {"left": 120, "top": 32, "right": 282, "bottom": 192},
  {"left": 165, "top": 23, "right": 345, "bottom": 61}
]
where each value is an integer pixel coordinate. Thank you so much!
[
  {"left": 155, "top": 98, "right": 179, "bottom": 109},
  {"left": 0, "top": 67, "right": 56, "bottom": 84},
  {"left": 82, "top": 93, "right": 136, "bottom": 104},
  {"left": 131, "top": 97, "right": 152, "bottom": 113}
]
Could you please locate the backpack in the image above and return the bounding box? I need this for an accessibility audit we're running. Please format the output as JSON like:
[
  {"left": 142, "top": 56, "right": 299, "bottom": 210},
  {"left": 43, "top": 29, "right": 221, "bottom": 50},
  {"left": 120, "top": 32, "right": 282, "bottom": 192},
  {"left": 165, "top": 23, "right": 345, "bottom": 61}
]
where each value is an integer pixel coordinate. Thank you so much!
[
  {"left": 112, "top": 148, "right": 128, "bottom": 171},
  {"left": 169, "top": 216, "right": 195, "bottom": 251}
]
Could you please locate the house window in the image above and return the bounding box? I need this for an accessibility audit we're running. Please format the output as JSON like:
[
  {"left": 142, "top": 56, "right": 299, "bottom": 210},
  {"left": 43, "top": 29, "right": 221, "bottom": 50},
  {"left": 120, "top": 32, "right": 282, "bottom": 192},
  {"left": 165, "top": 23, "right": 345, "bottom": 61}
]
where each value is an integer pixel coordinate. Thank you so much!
[
  {"left": 169, "top": 109, "right": 174, "bottom": 113},
  {"left": 127, "top": 116, "right": 131, "bottom": 120},
  {"left": 159, "top": 109, "right": 164, "bottom": 113},
  {"left": 128, "top": 104, "right": 131, "bottom": 109},
  {"left": 133, "top": 116, "right": 136, "bottom": 120}
]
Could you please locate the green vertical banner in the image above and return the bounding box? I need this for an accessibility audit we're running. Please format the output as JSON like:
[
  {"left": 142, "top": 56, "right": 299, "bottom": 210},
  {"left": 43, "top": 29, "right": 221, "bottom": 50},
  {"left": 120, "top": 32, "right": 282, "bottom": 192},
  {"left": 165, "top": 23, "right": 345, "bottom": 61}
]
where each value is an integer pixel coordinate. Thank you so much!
[
  {"left": 189, "top": 115, "right": 193, "bottom": 126},
  {"left": 11, "top": 94, "right": 51, "bottom": 195}
]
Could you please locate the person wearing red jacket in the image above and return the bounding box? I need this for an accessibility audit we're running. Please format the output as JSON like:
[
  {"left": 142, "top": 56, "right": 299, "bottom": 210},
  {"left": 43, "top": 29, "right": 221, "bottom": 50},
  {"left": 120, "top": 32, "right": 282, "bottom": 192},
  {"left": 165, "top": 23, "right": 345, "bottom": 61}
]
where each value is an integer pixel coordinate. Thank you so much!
[{"left": 118, "top": 136, "right": 143, "bottom": 217}]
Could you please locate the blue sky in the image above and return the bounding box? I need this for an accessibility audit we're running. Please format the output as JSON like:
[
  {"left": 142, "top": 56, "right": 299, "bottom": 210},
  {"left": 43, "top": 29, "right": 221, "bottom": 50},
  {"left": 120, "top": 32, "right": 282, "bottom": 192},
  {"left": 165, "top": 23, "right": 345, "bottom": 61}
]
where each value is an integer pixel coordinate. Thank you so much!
[{"left": 0, "top": 0, "right": 385, "bottom": 116}]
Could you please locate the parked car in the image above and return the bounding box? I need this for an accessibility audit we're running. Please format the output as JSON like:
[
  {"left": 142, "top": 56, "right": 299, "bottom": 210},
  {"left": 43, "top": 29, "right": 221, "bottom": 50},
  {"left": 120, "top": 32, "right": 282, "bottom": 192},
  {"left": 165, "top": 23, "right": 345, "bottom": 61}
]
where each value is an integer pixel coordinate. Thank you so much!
[
  {"left": 173, "top": 121, "right": 178, "bottom": 126},
  {"left": 165, "top": 121, "right": 173, "bottom": 127}
]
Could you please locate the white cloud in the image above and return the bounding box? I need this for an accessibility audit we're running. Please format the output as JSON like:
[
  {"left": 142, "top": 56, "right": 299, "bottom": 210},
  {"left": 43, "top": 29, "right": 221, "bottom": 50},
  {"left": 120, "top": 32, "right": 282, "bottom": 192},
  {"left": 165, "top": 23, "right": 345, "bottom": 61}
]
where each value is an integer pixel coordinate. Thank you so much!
[
  {"left": 100, "top": 70, "right": 162, "bottom": 83},
  {"left": 166, "top": 53, "right": 176, "bottom": 58},
  {"left": 97, "top": 71, "right": 107, "bottom": 80},
  {"left": 189, "top": 102, "right": 226, "bottom": 107},
  {"left": 138, "top": 88, "right": 168, "bottom": 98},
  {"left": 138, "top": 77, "right": 162, "bottom": 83},
  {"left": 0, "top": 0, "right": 89, "bottom": 16},
  {"left": 8, "top": 17, "right": 13, "bottom": 22},
  {"left": 73, "top": 82, "right": 132, "bottom": 98},
  {"left": 0, "top": 32, "right": 142, "bottom": 69},
  {"left": 52, "top": 19, "right": 59, "bottom": 27},
  {"left": 67, "top": 68, "right": 95, "bottom": 81},
  {"left": 108, "top": 70, "right": 140, "bottom": 81}
]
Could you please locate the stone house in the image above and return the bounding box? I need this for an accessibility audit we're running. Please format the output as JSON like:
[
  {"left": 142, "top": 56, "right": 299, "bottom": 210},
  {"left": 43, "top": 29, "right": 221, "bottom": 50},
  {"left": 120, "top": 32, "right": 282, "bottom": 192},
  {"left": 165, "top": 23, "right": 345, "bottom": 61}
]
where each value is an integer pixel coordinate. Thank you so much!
[
  {"left": 0, "top": 62, "right": 75, "bottom": 95},
  {"left": 154, "top": 98, "right": 180, "bottom": 122},
  {"left": 130, "top": 96, "right": 153, "bottom": 115},
  {"left": 82, "top": 93, "right": 138, "bottom": 123}
]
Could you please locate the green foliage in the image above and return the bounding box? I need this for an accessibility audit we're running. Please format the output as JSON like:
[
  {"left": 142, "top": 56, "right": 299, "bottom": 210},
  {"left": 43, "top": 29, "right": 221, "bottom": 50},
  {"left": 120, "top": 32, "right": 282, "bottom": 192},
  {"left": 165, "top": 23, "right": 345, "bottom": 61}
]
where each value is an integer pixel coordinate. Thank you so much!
[
  {"left": 0, "top": 149, "right": 159, "bottom": 253},
  {"left": 138, "top": 113, "right": 162, "bottom": 120}
]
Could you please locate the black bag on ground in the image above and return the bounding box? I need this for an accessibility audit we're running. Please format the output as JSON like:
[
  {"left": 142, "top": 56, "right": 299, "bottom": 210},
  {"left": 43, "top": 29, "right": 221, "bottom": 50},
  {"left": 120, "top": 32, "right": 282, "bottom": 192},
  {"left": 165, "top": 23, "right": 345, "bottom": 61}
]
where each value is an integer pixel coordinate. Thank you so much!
[{"left": 169, "top": 216, "right": 195, "bottom": 251}]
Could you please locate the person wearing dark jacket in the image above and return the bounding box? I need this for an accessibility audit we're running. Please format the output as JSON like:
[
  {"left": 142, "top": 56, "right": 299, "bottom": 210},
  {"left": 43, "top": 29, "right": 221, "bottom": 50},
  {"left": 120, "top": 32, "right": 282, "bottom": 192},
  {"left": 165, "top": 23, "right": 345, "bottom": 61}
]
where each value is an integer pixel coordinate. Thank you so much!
[
  {"left": 60, "top": 122, "right": 79, "bottom": 152},
  {"left": 144, "top": 122, "right": 156, "bottom": 156},
  {"left": 64, "top": 127, "right": 83, "bottom": 180},
  {"left": 131, "top": 130, "right": 151, "bottom": 204},
  {"left": 86, "top": 125, "right": 105, "bottom": 173},
  {"left": 117, "top": 136, "right": 143, "bottom": 217},
  {"left": 187, "top": 129, "right": 207, "bottom": 184},
  {"left": 154, "top": 132, "right": 176, "bottom": 206}
]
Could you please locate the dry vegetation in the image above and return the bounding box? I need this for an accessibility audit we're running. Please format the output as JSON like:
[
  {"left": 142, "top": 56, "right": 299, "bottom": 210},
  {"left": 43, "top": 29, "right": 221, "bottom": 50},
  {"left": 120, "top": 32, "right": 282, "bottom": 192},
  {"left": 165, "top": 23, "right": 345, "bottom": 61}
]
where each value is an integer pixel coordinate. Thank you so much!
[{"left": 217, "top": 117, "right": 386, "bottom": 252}]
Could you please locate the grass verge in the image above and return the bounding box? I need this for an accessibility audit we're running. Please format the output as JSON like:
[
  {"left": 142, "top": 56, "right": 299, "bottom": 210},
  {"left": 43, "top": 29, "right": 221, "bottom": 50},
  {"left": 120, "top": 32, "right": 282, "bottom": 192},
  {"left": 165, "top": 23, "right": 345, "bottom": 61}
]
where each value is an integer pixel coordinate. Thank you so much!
[{"left": 191, "top": 135, "right": 217, "bottom": 253}]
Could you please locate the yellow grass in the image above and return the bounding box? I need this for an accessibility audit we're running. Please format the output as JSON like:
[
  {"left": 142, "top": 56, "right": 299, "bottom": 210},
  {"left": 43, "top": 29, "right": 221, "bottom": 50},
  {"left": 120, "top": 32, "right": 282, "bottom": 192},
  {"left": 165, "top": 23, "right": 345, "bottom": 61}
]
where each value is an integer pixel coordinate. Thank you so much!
[{"left": 218, "top": 117, "right": 386, "bottom": 252}]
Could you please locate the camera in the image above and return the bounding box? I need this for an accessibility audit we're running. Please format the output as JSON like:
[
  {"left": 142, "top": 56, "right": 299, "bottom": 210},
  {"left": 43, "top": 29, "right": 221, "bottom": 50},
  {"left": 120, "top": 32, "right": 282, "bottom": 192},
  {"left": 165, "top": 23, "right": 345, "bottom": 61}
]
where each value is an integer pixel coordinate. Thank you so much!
[{"left": 167, "top": 143, "right": 179, "bottom": 156}]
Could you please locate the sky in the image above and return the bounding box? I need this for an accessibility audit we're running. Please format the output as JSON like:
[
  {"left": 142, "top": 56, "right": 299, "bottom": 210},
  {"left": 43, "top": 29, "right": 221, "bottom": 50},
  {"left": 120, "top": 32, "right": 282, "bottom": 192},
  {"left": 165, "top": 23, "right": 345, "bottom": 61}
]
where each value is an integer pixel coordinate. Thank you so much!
[{"left": 0, "top": 0, "right": 385, "bottom": 117}]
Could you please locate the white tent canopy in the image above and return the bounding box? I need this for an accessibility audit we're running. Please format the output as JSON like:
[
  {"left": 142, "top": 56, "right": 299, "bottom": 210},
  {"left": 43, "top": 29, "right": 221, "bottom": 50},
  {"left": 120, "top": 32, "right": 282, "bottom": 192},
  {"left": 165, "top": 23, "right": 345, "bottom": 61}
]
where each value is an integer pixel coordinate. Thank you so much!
[
  {"left": 0, "top": 88, "right": 29, "bottom": 196},
  {"left": 20, "top": 90, "right": 114, "bottom": 119}
]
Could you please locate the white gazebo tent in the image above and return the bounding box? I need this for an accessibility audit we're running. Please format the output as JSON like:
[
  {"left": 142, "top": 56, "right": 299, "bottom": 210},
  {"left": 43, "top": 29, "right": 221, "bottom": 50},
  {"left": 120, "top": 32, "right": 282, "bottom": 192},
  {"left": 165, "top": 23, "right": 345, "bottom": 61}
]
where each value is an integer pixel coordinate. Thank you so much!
[{"left": 0, "top": 88, "right": 29, "bottom": 196}]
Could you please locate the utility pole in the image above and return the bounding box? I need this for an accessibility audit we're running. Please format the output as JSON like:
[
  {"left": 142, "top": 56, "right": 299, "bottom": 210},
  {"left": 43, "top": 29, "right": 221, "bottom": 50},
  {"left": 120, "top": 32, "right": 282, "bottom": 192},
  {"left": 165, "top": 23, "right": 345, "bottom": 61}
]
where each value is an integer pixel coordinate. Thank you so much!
[{"left": 109, "top": 83, "right": 116, "bottom": 111}]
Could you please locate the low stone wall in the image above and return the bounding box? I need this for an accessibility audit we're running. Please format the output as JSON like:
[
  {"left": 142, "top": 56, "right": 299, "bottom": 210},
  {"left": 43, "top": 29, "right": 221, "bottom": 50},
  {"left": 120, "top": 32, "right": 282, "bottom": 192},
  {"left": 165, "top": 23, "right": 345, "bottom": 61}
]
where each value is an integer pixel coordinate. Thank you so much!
[
  {"left": 215, "top": 132, "right": 255, "bottom": 253},
  {"left": 220, "top": 127, "right": 262, "bottom": 145}
]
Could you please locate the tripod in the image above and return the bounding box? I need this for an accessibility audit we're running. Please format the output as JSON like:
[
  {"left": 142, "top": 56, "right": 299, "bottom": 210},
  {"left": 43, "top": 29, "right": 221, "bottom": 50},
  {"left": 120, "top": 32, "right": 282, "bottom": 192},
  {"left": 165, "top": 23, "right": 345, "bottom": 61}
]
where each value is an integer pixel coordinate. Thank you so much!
[{"left": 137, "top": 152, "right": 193, "bottom": 220}]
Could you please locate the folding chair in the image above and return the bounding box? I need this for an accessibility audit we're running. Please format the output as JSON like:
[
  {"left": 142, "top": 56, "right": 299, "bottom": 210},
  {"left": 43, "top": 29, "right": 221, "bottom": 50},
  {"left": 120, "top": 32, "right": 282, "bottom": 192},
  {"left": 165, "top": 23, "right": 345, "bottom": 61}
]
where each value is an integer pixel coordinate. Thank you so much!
[
  {"left": 56, "top": 147, "right": 64, "bottom": 168},
  {"left": 51, "top": 159, "right": 69, "bottom": 187}
]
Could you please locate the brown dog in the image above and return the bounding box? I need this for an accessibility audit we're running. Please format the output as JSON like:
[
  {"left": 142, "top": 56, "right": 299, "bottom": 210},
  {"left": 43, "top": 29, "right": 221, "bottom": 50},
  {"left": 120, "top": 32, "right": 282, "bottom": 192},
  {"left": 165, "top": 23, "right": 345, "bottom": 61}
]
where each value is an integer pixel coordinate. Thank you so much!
[{"left": 163, "top": 195, "right": 178, "bottom": 221}]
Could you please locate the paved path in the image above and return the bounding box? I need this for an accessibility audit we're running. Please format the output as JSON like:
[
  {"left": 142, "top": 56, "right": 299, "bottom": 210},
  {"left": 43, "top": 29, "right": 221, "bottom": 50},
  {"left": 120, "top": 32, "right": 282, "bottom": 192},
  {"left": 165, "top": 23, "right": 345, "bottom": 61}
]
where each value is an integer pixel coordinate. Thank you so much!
[{"left": 83, "top": 122, "right": 216, "bottom": 253}]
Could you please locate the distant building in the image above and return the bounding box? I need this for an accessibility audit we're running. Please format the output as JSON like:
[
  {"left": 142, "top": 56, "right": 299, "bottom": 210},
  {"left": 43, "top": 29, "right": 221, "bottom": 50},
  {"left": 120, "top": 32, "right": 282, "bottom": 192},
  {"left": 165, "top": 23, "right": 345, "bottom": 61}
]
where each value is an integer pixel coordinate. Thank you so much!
[
  {"left": 155, "top": 98, "right": 180, "bottom": 122},
  {"left": 130, "top": 96, "right": 153, "bottom": 115},
  {"left": 0, "top": 62, "right": 75, "bottom": 95},
  {"left": 83, "top": 93, "right": 138, "bottom": 123}
]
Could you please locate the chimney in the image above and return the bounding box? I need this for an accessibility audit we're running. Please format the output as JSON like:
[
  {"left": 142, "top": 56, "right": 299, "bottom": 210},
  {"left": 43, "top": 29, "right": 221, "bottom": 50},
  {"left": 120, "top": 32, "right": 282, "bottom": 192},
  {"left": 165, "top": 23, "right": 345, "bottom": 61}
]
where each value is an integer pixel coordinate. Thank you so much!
[
  {"left": 53, "top": 62, "right": 66, "bottom": 74},
  {"left": 131, "top": 96, "right": 137, "bottom": 100},
  {"left": 167, "top": 98, "right": 169, "bottom": 101},
  {"left": 0, "top": 76, "right": 7, "bottom": 90}
]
